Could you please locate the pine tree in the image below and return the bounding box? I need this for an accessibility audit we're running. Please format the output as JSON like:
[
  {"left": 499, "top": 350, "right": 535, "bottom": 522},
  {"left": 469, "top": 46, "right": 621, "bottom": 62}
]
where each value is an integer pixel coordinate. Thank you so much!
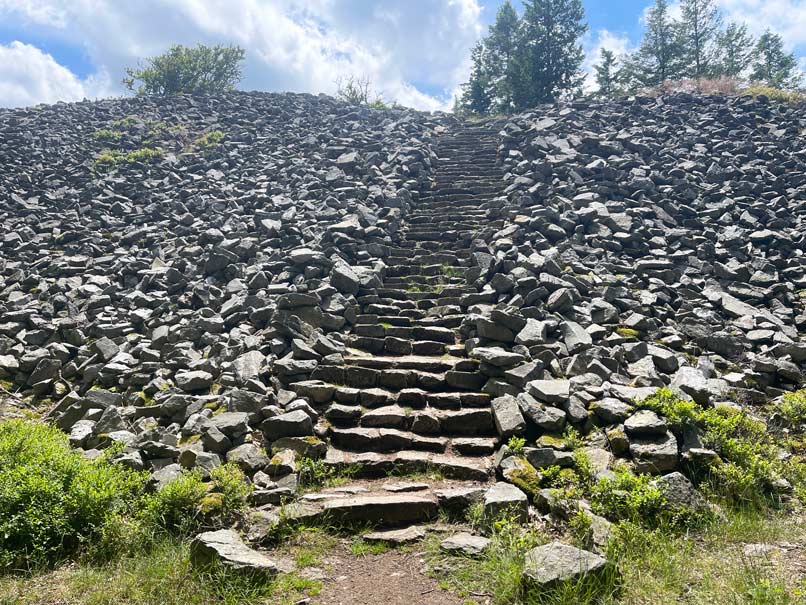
[
  {"left": 457, "top": 42, "right": 493, "bottom": 115},
  {"left": 625, "top": 0, "right": 683, "bottom": 89},
  {"left": 594, "top": 49, "right": 622, "bottom": 97},
  {"left": 485, "top": 1, "right": 520, "bottom": 113},
  {"left": 714, "top": 22, "right": 755, "bottom": 78},
  {"left": 678, "top": 0, "right": 722, "bottom": 78},
  {"left": 750, "top": 30, "right": 802, "bottom": 90},
  {"left": 511, "top": 0, "right": 588, "bottom": 109}
]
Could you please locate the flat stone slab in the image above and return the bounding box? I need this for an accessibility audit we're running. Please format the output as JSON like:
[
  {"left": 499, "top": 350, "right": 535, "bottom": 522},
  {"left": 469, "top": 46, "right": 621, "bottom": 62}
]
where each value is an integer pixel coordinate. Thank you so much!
[
  {"left": 441, "top": 532, "right": 491, "bottom": 556},
  {"left": 523, "top": 541, "right": 609, "bottom": 586},
  {"left": 364, "top": 526, "right": 427, "bottom": 544},
  {"left": 190, "top": 529, "right": 277, "bottom": 577},
  {"left": 323, "top": 494, "right": 438, "bottom": 526}
]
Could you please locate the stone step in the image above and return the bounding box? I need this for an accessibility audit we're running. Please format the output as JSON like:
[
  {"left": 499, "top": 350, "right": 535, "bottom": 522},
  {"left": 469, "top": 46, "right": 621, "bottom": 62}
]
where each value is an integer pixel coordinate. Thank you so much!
[
  {"left": 323, "top": 448, "right": 493, "bottom": 482},
  {"left": 329, "top": 427, "right": 449, "bottom": 453},
  {"left": 309, "top": 363, "right": 482, "bottom": 392}
]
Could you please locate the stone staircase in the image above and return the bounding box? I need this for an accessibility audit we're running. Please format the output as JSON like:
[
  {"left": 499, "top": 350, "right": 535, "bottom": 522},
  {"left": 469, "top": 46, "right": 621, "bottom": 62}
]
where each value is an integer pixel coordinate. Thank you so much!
[{"left": 291, "top": 122, "right": 506, "bottom": 488}]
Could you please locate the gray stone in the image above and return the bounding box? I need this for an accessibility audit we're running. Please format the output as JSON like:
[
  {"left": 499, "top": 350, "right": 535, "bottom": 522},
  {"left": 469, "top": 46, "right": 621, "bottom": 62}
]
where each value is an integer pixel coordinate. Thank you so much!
[
  {"left": 523, "top": 541, "right": 609, "bottom": 587},
  {"left": 441, "top": 532, "right": 491, "bottom": 556},
  {"left": 491, "top": 395, "right": 527, "bottom": 439},
  {"left": 190, "top": 529, "right": 277, "bottom": 577}
]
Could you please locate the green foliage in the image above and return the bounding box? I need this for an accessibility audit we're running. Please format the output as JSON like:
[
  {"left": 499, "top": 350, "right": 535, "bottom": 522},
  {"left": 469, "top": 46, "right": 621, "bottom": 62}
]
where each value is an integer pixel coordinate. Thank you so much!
[
  {"left": 562, "top": 426, "right": 584, "bottom": 450},
  {"left": 349, "top": 539, "right": 389, "bottom": 556},
  {"left": 637, "top": 388, "right": 806, "bottom": 505},
  {"left": 677, "top": 0, "right": 722, "bottom": 79},
  {"left": 777, "top": 390, "right": 806, "bottom": 428},
  {"left": 140, "top": 470, "right": 207, "bottom": 535},
  {"left": 296, "top": 457, "right": 358, "bottom": 490},
  {"left": 593, "top": 48, "right": 625, "bottom": 98},
  {"left": 428, "top": 515, "right": 621, "bottom": 605},
  {"left": 750, "top": 30, "right": 802, "bottom": 90},
  {"left": 91, "top": 129, "right": 123, "bottom": 143},
  {"left": 507, "top": 460, "right": 542, "bottom": 498},
  {"left": 615, "top": 326, "right": 640, "bottom": 339},
  {"left": 623, "top": 0, "right": 684, "bottom": 89},
  {"left": 742, "top": 85, "right": 805, "bottom": 105},
  {"left": 208, "top": 462, "right": 252, "bottom": 518},
  {"left": 126, "top": 147, "right": 164, "bottom": 164},
  {"left": 715, "top": 22, "right": 755, "bottom": 77},
  {"left": 0, "top": 536, "right": 318, "bottom": 605},
  {"left": 123, "top": 44, "right": 245, "bottom": 96},
  {"left": 506, "top": 436, "right": 526, "bottom": 456},
  {"left": 0, "top": 420, "right": 147, "bottom": 568},
  {"left": 638, "top": 387, "right": 699, "bottom": 429},
  {"left": 193, "top": 130, "right": 225, "bottom": 149},
  {"left": 591, "top": 465, "right": 668, "bottom": 526},
  {"left": 139, "top": 463, "right": 250, "bottom": 536},
  {"left": 458, "top": 0, "right": 587, "bottom": 114},
  {"left": 94, "top": 147, "right": 163, "bottom": 170}
]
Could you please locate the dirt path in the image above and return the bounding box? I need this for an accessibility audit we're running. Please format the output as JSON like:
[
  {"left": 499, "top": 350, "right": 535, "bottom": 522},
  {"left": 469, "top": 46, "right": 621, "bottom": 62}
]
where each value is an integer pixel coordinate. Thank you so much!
[{"left": 311, "top": 545, "right": 468, "bottom": 605}]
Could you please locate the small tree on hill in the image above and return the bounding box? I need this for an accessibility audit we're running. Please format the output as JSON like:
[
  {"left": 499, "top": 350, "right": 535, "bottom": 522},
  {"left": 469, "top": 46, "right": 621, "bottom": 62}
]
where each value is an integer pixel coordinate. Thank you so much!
[
  {"left": 624, "top": 0, "right": 684, "bottom": 89},
  {"left": 714, "top": 22, "right": 754, "bottom": 78},
  {"left": 123, "top": 44, "right": 245, "bottom": 95},
  {"left": 678, "top": 0, "right": 722, "bottom": 79},
  {"left": 511, "top": 0, "right": 588, "bottom": 108},
  {"left": 456, "top": 42, "right": 493, "bottom": 115},
  {"left": 594, "top": 48, "right": 624, "bottom": 98},
  {"left": 750, "top": 30, "right": 802, "bottom": 90}
]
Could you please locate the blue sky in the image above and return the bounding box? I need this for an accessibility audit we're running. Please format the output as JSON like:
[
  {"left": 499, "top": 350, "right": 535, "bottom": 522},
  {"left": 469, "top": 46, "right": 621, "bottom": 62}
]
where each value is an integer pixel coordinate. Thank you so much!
[{"left": 0, "top": 1, "right": 804, "bottom": 109}]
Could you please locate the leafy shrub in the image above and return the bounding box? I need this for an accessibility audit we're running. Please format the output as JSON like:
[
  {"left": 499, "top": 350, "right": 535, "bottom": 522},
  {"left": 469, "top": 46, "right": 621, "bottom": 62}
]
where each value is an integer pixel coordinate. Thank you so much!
[
  {"left": 741, "top": 85, "right": 805, "bottom": 105},
  {"left": 91, "top": 129, "right": 123, "bottom": 143},
  {"left": 94, "top": 147, "right": 164, "bottom": 171},
  {"left": 125, "top": 147, "right": 163, "bottom": 164},
  {"left": 140, "top": 463, "right": 251, "bottom": 536},
  {"left": 777, "top": 390, "right": 806, "bottom": 429},
  {"left": 194, "top": 130, "right": 225, "bottom": 149},
  {"left": 140, "top": 469, "right": 207, "bottom": 535},
  {"left": 0, "top": 420, "right": 146, "bottom": 568},
  {"left": 591, "top": 465, "right": 667, "bottom": 526},
  {"left": 208, "top": 462, "right": 251, "bottom": 519},
  {"left": 637, "top": 389, "right": 806, "bottom": 505},
  {"left": 506, "top": 436, "right": 526, "bottom": 456}
]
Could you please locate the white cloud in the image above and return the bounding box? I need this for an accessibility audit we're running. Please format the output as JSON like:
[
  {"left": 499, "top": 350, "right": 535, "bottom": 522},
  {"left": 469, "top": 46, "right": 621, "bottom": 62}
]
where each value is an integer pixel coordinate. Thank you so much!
[
  {"left": 717, "top": 0, "right": 806, "bottom": 48},
  {"left": 0, "top": 0, "right": 484, "bottom": 110},
  {"left": 0, "top": 41, "right": 113, "bottom": 107},
  {"left": 582, "top": 29, "right": 635, "bottom": 92}
]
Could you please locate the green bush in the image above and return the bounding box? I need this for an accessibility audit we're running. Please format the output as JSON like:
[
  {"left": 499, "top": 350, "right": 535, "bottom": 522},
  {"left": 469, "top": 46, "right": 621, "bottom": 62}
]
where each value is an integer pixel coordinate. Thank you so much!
[
  {"left": 141, "top": 469, "right": 207, "bottom": 535},
  {"left": 194, "top": 130, "right": 225, "bottom": 149},
  {"left": 637, "top": 389, "right": 806, "bottom": 505},
  {"left": 0, "top": 420, "right": 146, "bottom": 569},
  {"left": 591, "top": 465, "right": 667, "bottom": 525},
  {"left": 777, "top": 390, "right": 806, "bottom": 429},
  {"left": 138, "top": 462, "right": 250, "bottom": 536},
  {"left": 741, "top": 85, "right": 804, "bottom": 105}
]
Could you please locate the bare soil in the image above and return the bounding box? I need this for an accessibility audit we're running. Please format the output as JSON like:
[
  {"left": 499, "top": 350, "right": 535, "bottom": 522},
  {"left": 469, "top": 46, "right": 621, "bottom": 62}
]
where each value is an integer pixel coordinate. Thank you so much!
[{"left": 312, "top": 545, "right": 466, "bottom": 605}]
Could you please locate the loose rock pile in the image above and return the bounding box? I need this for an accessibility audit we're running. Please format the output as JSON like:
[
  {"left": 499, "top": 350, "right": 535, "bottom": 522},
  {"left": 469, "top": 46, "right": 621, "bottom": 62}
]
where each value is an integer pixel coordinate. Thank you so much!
[{"left": 2, "top": 92, "right": 806, "bottom": 582}]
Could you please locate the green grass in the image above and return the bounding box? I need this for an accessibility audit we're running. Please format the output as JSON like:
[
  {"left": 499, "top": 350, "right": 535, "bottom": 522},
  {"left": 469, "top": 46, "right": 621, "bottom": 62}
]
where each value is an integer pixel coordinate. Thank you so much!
[
  {"left": 427, "top": 508, "right": 804, "bottom": 605},
  {"left": 296, "top": 457, "right": 360, "bottom": 490},
  {"left": 0, "top": 537, "right": 320, "bottom": 605},
  {"left": 349, "top": 539, "right": 390, "bottom": 556}
]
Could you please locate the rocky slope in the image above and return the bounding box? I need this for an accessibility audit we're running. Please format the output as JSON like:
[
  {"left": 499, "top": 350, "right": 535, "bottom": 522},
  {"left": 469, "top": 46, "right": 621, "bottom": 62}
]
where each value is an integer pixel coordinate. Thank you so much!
[{"left": 1, "top": 92, "right": 805, "bottom": 540}]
